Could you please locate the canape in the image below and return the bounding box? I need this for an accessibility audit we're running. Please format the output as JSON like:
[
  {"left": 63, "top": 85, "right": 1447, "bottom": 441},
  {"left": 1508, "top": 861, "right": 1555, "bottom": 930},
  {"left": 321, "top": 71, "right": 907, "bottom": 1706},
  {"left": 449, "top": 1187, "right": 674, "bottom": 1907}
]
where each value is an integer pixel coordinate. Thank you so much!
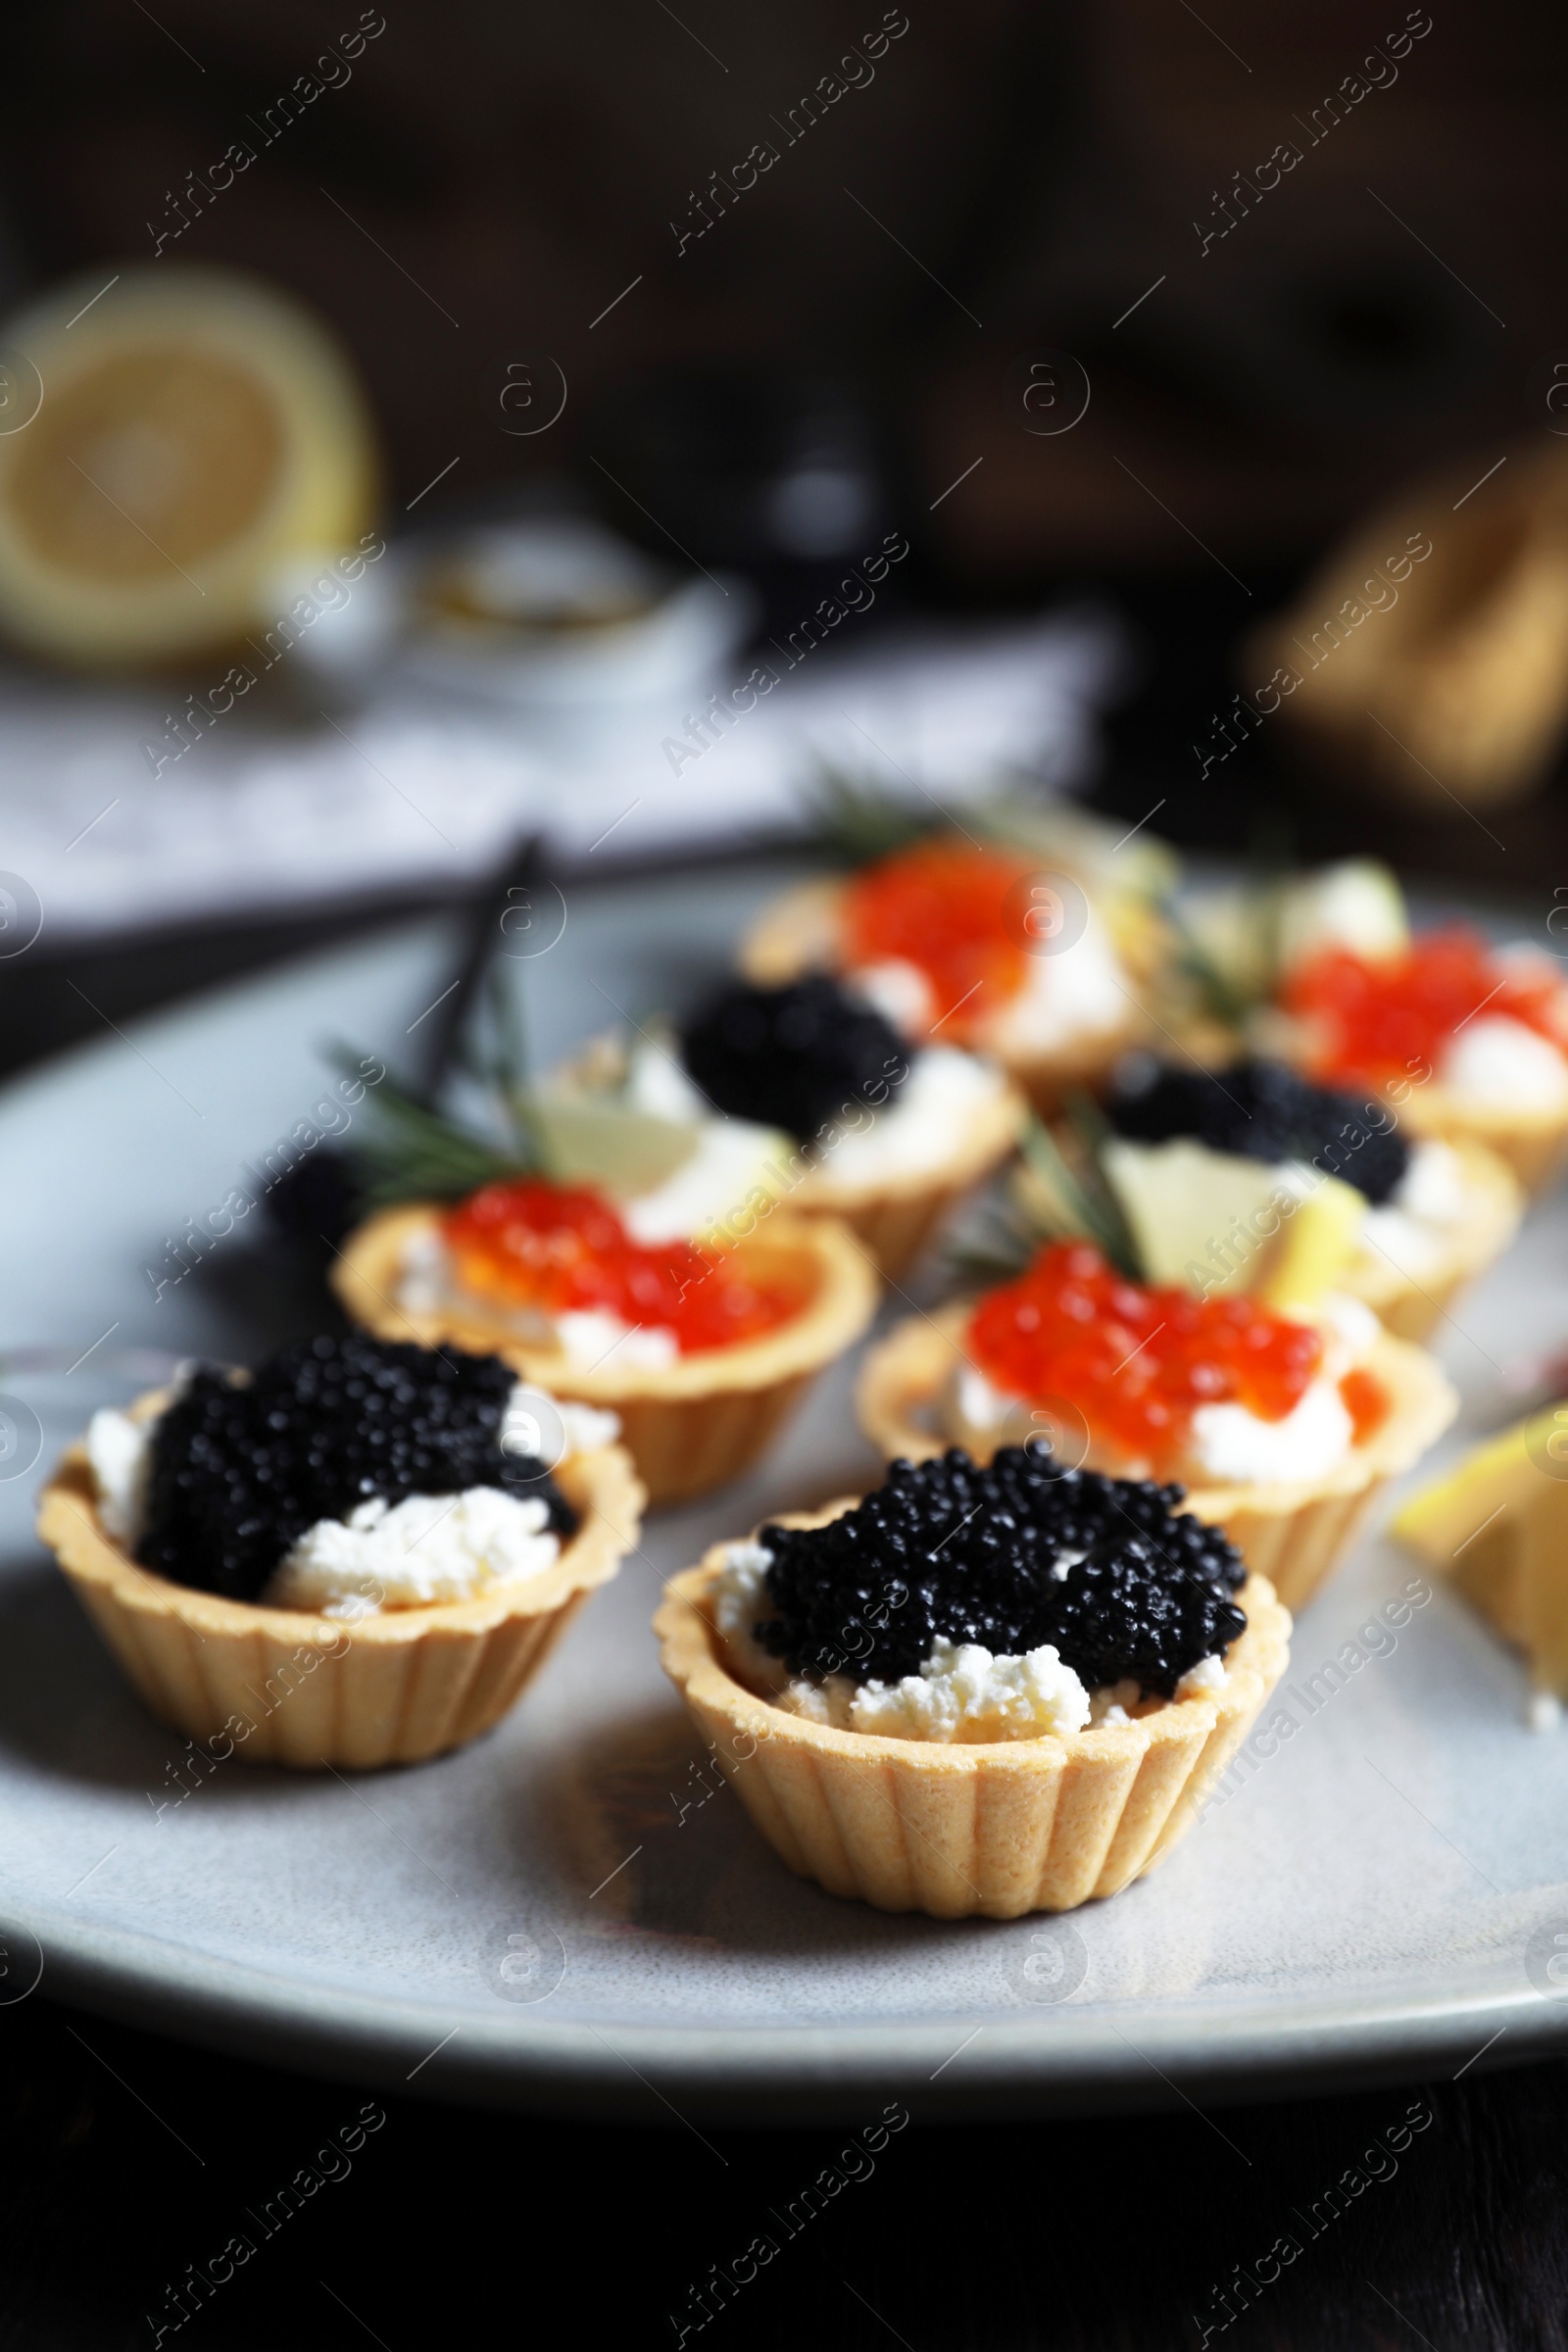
[
  {"left": 333, "top": 1184, "right": 877, "bottom": 1505},
  {"left": 1096, "top": 1054, "right": 1521, "bottom": 1344},
  {"left": 857, "top": 1241, "right": 1456, "bottom": 1614},
  {"left": 37, "top": 1334, "right": 644, "bottom": 1768},
  {"left": 656, "top": 1445, "right": 1291, "bottom": 1918},
  {"left": 564, "top": 973, "right": 1027, "bottom": 1280},
  {"left": 740, "top": 835, "right": 1156, "bottom": 1115}
]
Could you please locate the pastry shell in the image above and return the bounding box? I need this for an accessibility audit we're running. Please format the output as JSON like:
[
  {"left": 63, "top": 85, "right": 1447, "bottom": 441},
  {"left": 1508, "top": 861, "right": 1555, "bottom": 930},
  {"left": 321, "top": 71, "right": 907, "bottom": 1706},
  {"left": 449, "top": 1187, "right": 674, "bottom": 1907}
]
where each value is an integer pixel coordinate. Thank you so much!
[
  {"left": 1395, "top": 1082, "right": 1568, "bottom": 1201},
  {"left": 1340, "top": 1135, "right": 1521, "bottom": 1342},
  {"left": 332, "top": 1205, "right": 878, "bottom": 1506},
  {"left": 37, "top": 1416, "right": 645, "bottom": 1770},
  {"left": 855, "top": 1304, "right": 1457, "bottom": 1616},
  {"left": 787, "top": 1076, "right": 1028, "bottom": 1279},
  {"left": 739, "top": 875, "right": 1152, "bottom": 1118},
  {"left": 655, "top": 1517, "right": 1291, "bottom": 1919}
]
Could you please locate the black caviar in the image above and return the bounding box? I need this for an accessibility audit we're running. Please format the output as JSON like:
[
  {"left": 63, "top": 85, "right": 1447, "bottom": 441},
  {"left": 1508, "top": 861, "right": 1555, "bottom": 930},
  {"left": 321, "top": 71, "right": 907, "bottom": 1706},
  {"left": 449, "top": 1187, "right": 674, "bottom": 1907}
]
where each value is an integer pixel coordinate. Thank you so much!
[
  {"left": 752, "top": 1445, "right": 1245, "bottom": 1699},
  {"left": 678, "top": 975, "right": 910, "bottom": 1143},
  {"left": 1106, "top": 1054, "right": 1409, "bottom": 1204},
  {"left": 137, "top": 1334, "right": 575, "bottom": 1602}
]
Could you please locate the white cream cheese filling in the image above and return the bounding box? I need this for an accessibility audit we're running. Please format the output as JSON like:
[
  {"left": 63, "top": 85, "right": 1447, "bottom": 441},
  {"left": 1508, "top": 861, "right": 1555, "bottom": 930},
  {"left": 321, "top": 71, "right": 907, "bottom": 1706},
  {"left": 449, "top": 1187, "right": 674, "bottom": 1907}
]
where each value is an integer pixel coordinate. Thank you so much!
[
  {"left": 809, "top": 1046, "right": 1007, "bottom": 1185},
  {"left": 1440, "top": 1014, "right": 1568, "bottom": 1111},
  {"left": 944, "top": 1312, "right": 1368, "bottom": 1487},
  {"left": 85, "top": 1380, "right": 612, "bottom": 1611},
  {"left": 711, "top": 1539, "right": 1227, "bottom": 1744},
  {"left": 1358, "top": 1139, "right": 1475, "bottom": 1278},
  {"left": 847, "top": 913, "right": 1129, "bottom": 1058},
  {"left": 264, "top": 1487, "right": 560, "bottom": 1615}
]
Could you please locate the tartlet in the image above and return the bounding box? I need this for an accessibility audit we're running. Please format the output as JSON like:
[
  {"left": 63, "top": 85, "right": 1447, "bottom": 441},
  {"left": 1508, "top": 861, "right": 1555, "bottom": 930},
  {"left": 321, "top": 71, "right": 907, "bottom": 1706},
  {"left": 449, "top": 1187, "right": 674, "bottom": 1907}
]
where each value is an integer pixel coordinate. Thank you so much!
[
  {"left": 856, "top": 1244, "right": 1456, "bottom": 1614},
  {"left": 333, "top": 1197, "right": 877, "bottom": 1505},
  {"left": 1269, "top": 921, "right": 1568, "bottom": 1198},
  {"left": 655, "top": 1447, "right": 1291, "bottom": 1919},
  {"left": 1094, "top": 1056, "right": 1522, "bottom": 1345},
  {"left": 739, "top": 836, "right": 1155, "bottom": 1116},
  {"left": 567, "top": 974, "right": 1029, "bottom": 1281},
  {"left": 37, "top": 1336, "right": 645, "bottom": 1769}
]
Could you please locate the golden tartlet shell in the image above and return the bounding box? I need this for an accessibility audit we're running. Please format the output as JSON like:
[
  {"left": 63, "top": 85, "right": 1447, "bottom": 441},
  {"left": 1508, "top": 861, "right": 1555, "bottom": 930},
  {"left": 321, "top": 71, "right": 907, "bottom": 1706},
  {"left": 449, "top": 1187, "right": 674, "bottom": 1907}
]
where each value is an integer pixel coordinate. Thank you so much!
[
  {"left": 787, "top": 1076, "right": 1028, "bottom": 1279},
  {"left": 854, "top": 1305, "right": 1457, "bottom": 1616},
  {"left": 37, "top": 1416, "right": 645, "bottom": 1770},
  {"left": 1339, "top": 1135, "right": 1521, "bottom": 1342},
  {"left": 331, "top": 1205, "right": 878, "bottom": 1506},
  {"left": 655, "top": 1518, "right": 1290, "bottom": 1920}
]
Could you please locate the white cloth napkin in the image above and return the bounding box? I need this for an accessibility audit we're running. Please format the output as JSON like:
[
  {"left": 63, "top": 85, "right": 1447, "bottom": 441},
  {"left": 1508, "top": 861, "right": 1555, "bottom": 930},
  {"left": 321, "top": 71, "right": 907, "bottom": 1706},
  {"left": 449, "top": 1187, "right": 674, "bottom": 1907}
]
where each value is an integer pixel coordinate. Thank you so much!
[{"left": 0, "top": 608, "right": 1123, "bottom": 943}]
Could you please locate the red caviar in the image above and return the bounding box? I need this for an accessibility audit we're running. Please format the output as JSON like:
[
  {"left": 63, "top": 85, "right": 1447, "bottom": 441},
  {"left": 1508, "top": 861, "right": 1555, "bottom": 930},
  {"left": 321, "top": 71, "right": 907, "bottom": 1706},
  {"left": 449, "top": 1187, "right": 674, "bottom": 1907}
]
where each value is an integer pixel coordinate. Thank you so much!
[
  {"left": 443, "top": 1181, "right": 805, "bottom": 1355},
  {"left": 1282, "top": 927, "right": 1568, "bottom": 1089},
  {"left": 842, "top": 839, "right": 1034, "bottom": 1040},
  {"left": 968, "top": 1241, "right": 1341, "bottom": 1475}
]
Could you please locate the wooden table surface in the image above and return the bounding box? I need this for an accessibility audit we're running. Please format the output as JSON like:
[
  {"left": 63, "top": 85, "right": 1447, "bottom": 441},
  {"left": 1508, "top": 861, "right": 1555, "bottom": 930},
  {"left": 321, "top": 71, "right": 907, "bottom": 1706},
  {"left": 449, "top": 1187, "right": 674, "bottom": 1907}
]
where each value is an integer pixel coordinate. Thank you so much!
[{"left": 0, "top": 1985, "right": 1557, "bottom": 2349}]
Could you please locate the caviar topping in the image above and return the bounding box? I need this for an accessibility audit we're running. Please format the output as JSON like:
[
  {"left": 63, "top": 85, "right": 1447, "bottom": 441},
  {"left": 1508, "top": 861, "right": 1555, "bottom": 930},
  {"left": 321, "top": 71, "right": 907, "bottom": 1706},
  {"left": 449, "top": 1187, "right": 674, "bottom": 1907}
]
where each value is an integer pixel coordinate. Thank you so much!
[
  {"left": 137, "top": 1334, "right": 574, "bottom": 1602},
  {"left": 1282, "top": 927, "right": 1568, "bottom": 1088},
  {"left": 841, "top": 839, "right": 1034, "bottom": 1040},
  {"left": 442, "top": 1180, "right": 806, "bottom": 1353},
  {"left": 679, "top": 975, "right": 909, "bottom": 1142},
  {"left": 1107, "top": 1055, "right": 1409, "bottom": 1204},
  {"left": 968, "top": 1241, "right": 1336, "bottom": 1476},
  {"left": 750, "top": 1445, "right": 1245, "bottom": 1698}
]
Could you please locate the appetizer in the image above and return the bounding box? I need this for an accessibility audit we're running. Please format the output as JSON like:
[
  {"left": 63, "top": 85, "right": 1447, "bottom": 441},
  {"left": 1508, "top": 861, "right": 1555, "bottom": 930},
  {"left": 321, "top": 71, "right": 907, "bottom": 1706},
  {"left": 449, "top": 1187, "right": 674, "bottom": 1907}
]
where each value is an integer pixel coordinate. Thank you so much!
[
  {"left": 1095, "top": 1055, "right": 1521, "bottom": 1342},
  {"left": 656, "top": 1444, "right": 1290, "bottom": 1918},
  {"left": 37, "top": 1334, "right": 642, "bottom": 1768},
  {"left": 857, "top": 1240, "right": 1456, "bottom": 1612},
  {"left": 741, "top": 824, "right": 1164, "bottom": 1113},
  {"left": 565, "top": 972, "right": 1027, "bottom": 1279}
]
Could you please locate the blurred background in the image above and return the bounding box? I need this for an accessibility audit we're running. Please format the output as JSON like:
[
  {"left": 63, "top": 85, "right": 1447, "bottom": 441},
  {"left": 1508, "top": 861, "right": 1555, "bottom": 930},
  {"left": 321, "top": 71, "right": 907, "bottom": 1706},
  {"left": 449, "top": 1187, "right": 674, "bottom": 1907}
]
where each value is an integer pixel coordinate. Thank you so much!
[{"left": 1, "top": 0, "right": 1565, "bottom": 1073}]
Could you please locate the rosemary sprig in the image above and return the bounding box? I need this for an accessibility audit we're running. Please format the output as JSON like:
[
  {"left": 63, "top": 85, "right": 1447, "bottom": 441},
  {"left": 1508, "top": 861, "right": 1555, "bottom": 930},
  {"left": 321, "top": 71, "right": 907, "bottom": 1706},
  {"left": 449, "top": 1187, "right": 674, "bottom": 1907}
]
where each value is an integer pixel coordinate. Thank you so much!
[
  {"left": 325, "top": 1041, "right": 534, "bottom": 1210},
  {"left": 805, "top": 762, "right": 942, "bottom": 865},
  {"left": 947, "top": 1102, "right": 1147, "bottom": 1286}
]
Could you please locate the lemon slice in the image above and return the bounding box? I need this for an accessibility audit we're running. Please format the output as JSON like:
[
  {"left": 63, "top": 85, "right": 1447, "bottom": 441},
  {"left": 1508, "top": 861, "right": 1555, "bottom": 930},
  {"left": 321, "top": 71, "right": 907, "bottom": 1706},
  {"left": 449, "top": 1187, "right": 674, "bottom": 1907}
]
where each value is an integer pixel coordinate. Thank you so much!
[
  {"left": 1250, "top": 1173, "right": 1367, "bottom": 1309},
  {"left": 1395, "top": 1404, "right": 1568, "bottom": 1691},
  {"left": 0, "top": 264, "right": 379, "bottom": 666}
]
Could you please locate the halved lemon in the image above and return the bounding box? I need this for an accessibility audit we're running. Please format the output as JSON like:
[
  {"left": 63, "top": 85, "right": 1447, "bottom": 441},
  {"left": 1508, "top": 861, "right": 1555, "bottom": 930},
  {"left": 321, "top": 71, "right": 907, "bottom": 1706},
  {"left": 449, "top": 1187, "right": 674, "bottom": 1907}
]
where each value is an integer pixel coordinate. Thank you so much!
[{"left": 0, "top": 263, "right": 379, "bottom": 666}]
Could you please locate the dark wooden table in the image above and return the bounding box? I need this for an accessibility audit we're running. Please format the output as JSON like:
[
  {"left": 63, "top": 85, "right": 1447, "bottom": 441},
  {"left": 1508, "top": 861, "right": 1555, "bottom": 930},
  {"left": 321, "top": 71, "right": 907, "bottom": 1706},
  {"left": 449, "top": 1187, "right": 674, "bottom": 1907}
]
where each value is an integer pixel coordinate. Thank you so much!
[{"left": 1, "top": 1984, "right": 1559, "bottom": 2350}]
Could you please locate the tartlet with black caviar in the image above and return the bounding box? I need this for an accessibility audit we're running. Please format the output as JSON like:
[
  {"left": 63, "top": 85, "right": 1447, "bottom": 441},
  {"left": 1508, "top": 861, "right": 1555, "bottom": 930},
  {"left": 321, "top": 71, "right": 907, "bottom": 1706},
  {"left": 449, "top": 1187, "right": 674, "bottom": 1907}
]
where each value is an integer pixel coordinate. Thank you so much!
[
  {"left": 856, "top": 1240, "right": 1455, "bottom": 1613},
  {"left": 655, "top": 1445, "right": 1291, "bottom": 1918},
  {"left": 37, "top": 1333, "right": 643, "bottom": 1768},
  {"left": 1091, "top": 1054, "right": 1521, "bottom": 1343},
  {"left": 564, "top": 972, "right": 1028, "bottom": 1280}
]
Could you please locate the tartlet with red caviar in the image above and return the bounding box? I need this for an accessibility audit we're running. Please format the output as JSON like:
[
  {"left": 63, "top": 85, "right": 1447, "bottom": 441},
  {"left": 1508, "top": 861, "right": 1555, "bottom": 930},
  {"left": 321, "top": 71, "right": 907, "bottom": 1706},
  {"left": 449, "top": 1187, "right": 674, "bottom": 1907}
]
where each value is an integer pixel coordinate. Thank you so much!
[
  {"left": 857, "top": 1240, "right": 1455, "bottom": 1613},
  {"left": 656, "top": 1445, "right": 1291, "bottom": 1919},
  {"left": 37, "top": 1334, "right": 644, "bottom": 1770},
  {"left": 1270, "top": 923, "right": 1568, "bottom": 1197},
  {"left": 333, "top": 1178, "right": 877, "bottom": 1505},
  {"left": 741, "top": 834, "right": 1157, "bottom": 1115}
]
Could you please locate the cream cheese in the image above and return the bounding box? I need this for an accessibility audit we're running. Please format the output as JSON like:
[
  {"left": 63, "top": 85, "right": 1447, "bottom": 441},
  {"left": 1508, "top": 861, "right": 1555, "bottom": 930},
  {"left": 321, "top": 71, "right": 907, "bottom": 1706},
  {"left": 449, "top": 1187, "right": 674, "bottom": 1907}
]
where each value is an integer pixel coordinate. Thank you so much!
[
  {"left": 85, "top": 1378, "right": 605, "bottom": 1608},
  {"left": 264, "top": 1487, "right": 560, "bottom": 1614},
  {"left": 1441, "top": 1015, "right": 1568, "bottom": 1111},
  {"left": 811, "top": 1046, "right": 1007, "bottom": 1185}
]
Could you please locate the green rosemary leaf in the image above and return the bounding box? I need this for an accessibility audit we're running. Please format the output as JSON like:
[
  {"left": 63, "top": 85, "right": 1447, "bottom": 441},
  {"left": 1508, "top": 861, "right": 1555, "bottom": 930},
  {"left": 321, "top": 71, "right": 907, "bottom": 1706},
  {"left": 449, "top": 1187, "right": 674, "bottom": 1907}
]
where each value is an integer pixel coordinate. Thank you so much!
[{"left": 805, "top": 761, "right": 941, "bottom": 866}]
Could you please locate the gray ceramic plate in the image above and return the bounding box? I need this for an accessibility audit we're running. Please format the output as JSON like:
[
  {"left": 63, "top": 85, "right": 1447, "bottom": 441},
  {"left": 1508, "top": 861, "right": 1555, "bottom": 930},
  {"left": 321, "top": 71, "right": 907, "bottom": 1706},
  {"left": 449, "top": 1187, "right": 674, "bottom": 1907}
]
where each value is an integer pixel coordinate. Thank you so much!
[{"left": 4, "top": 863, "right": 1568, "bottom": 2121}]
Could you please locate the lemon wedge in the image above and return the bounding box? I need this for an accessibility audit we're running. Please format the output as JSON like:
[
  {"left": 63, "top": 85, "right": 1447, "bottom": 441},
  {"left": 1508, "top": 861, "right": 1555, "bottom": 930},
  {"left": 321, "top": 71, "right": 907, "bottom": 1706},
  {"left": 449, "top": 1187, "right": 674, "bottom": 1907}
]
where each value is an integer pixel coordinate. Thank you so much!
[
  {"left": 1395, "top": 1403, "right": 1568, "bottom": 1690},
  {"left": 1250, "top": 1173, "right": 1367, "bottom": 1309},
  {"left": 0, "top": 264, "right": 379, "bottom": 666}
]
